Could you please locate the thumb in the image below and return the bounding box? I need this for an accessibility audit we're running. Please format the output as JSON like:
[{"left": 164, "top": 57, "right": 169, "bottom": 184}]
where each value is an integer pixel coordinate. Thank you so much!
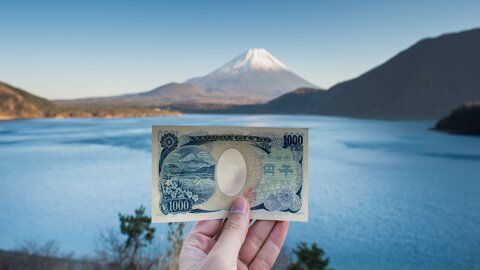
[{"left": 211, "top": 197, "right": 250, "bottom": 259}]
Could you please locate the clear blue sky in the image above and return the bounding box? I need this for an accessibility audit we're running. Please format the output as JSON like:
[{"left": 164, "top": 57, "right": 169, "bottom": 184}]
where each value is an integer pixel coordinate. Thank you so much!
[{"left": 1, "top": 0, "right": 479, "bottom": 99}]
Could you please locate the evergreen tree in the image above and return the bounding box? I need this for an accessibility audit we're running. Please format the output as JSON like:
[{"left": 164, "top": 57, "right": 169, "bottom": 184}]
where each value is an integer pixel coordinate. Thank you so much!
[
  {"left": 118, "top": 205, "right": 156, "bottom": 270},
  {"left": 288, "top": 242, "right": 332, "bottom": 270}
]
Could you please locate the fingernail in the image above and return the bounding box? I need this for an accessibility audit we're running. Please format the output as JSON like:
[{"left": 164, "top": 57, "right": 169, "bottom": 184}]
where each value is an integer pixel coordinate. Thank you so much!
[{"left": 230, "top": 197, "right": 247, "bottom": 215}]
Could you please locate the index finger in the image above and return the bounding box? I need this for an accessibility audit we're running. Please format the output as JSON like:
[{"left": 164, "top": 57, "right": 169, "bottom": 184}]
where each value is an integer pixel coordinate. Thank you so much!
[
  {"left": 238, "top": 220, "right": 276, "bottom": 264},
  {"left": 182, "top": 219, "right": 223, "bottom": 255},
  {"left": 248, "top": 221, "right": 289, "bottom": 269},
  {"left": 190, "top": 219, "right": 223, "bottom": 237}
]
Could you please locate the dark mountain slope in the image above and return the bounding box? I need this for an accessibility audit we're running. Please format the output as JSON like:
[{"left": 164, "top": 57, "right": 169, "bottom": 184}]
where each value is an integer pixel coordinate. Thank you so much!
[{"left": 318, "top": 28, "right": 480, "bottom": 119}]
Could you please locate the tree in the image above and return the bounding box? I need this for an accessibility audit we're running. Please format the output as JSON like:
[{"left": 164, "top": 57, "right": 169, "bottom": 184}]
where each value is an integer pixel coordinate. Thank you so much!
[
  {"left": 288, "top": 242, "right": 333, "bottom": 270},
  {"left": 118, "top": 205, "right": 156, "bottom": 270},
  {"left": 166, "top": 222, "right": 186, "bottom": 266}
]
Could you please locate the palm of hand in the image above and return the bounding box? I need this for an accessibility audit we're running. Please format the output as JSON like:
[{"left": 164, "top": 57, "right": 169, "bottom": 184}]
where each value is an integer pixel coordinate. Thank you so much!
[{"left": 180, "top": 198, "right": 288, "bottom": 270}]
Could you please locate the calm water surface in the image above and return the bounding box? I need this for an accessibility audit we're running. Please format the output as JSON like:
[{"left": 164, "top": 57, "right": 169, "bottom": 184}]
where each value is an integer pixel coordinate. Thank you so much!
[{"left": 1, "top": 115, "right": 479, "bottom": 270}]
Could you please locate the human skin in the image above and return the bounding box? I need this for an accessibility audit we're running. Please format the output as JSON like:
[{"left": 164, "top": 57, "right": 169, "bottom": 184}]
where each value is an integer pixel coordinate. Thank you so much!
[{"left": 179, "top": 197, "right": 289, "bottom": 270}]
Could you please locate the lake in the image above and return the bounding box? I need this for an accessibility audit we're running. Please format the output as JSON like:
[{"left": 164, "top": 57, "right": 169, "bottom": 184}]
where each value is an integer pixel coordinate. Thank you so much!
[{"left": 0, "top": 114, "right": 479, "bottom": 270}]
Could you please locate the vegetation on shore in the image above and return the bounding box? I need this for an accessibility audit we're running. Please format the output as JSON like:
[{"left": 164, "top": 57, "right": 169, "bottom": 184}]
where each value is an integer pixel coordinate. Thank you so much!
[
  {"left": 0, "top": 206, "right": 333, "bottom": 270},
  {"left": 52, "top": 105, "right": 181, "bottom": 119},
  {"left": 433, "top": 101, "right": 480, "bottom": 135}
]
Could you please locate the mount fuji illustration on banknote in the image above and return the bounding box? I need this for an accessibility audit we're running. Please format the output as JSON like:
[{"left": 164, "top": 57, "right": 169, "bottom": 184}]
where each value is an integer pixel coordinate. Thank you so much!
[{"left": 151, "top": 126, "right": 308, "bottom": 222}]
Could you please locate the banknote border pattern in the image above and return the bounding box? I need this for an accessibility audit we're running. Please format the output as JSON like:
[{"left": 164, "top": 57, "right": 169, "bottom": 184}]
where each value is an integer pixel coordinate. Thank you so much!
[{"left": 157, "top": 130, "right": 304, "bottom": 215}]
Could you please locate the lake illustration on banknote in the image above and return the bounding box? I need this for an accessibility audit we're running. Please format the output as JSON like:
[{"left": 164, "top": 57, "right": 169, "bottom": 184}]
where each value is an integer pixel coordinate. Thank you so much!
[{"left": 160, "top": 145, "right": 217, "bottom": 213}]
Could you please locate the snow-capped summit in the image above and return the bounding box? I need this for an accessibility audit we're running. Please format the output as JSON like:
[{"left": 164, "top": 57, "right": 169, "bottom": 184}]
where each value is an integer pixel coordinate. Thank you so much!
[
  {"left": 186, "top": 48, "right": 317, "bottom": 100},
  {"left": 216, "top": 48, "right": 288, "bottom": 74}
]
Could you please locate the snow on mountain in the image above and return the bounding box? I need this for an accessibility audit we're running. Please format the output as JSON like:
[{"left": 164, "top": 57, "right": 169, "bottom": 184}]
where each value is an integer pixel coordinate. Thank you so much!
[
  {"left": 216, "top": 48, "right": 288, "bottom": 74},
  {"left": 186, "top": 48, "right": 317, "bottom": 100}
]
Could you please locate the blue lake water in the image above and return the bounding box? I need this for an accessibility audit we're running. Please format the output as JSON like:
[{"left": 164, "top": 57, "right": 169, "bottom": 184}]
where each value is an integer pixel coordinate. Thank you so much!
[{"left": 0, "top": 114, "right": 479, "bottom": 269}]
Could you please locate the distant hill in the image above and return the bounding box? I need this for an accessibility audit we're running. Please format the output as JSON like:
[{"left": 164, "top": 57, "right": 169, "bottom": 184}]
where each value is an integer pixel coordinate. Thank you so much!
[
  {"left": 433, "top": 101, "right": 480, "bottom": 135},
  {"left": 194, "top": 87, "right": 326, "bottom": 114},
  {"left": 222, "top": 28, "right": 480, "bottom": 119},
  {"left": 57, "top": 82, "right": 267, "bottom": 107},
  {"left": 57, "top": 83, "right": 218, "bottom": 107},
  {"left": 0, "top": 82, "right": 56, "bottom": 119}
]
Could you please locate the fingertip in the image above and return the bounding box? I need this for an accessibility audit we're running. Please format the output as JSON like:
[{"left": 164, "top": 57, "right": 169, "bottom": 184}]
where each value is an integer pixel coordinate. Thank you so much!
[
  {"left": 195, "top": 219, "right": 222, "bottom": 228},
  {"left": 246, "top": 220, "right": 289, "bottom": 269},
  {"left": 191, "top": 219, "right": 223, "bottom": 237},
  {"left": 278, "top": 221, "right": 289, "bottom": 231},
  {"left": 197, "top": 219, "right": 222, "bottom": 226},
  {"left": 270, "top": 221, "right": 289, "bottom": 245},
  {"left": 230, "top": 197, "right": 250, "bottom": 215}
]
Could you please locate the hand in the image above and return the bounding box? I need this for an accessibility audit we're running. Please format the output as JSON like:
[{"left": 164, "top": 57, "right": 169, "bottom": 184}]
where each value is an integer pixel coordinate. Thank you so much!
[{"left": 179, "top": 197, "right": 289, "bottom": 270}]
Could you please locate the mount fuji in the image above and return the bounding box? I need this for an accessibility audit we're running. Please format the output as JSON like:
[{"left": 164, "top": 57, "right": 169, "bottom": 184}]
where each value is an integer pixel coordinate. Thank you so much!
[
  {"left": 186, "top": 48, "right": 317, "bottom": 100},
  {"left": 56, "top": 48, "right": 317, "bottom": 107}
]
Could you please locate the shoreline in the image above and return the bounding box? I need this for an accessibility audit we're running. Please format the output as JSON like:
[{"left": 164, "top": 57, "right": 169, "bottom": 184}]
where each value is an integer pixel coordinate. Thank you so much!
[
  {"left": 0, "top": 110, "right": 183, "bottom": 121},
  {"left": 0, "top": 115, "right": 16, "bottom": 120}
]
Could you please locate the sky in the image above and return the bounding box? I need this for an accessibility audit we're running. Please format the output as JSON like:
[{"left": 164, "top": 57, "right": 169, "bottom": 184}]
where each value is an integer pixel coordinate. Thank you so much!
[{"left": 1, "top": 0, "right": 479, "bottom": 99}]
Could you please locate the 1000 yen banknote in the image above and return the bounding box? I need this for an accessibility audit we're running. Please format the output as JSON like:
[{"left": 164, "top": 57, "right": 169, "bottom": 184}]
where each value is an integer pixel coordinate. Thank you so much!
[{"left": 151, "top": 126, "right": 308, "bottom": 222}]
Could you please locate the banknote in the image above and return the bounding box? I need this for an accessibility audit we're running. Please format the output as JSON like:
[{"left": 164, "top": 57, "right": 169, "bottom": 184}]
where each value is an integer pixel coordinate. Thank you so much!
[{"left": 151, "top": 126, "right": 308, "bottom": 222}]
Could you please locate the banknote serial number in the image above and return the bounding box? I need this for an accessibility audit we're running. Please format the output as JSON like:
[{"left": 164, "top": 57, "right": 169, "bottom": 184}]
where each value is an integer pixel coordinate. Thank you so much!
[
  {"left": 283, "top": 134, "right": 304, "bottom": 146},
  {"left": 166, "top": 199, "right": 192, "bottom": 213}
]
